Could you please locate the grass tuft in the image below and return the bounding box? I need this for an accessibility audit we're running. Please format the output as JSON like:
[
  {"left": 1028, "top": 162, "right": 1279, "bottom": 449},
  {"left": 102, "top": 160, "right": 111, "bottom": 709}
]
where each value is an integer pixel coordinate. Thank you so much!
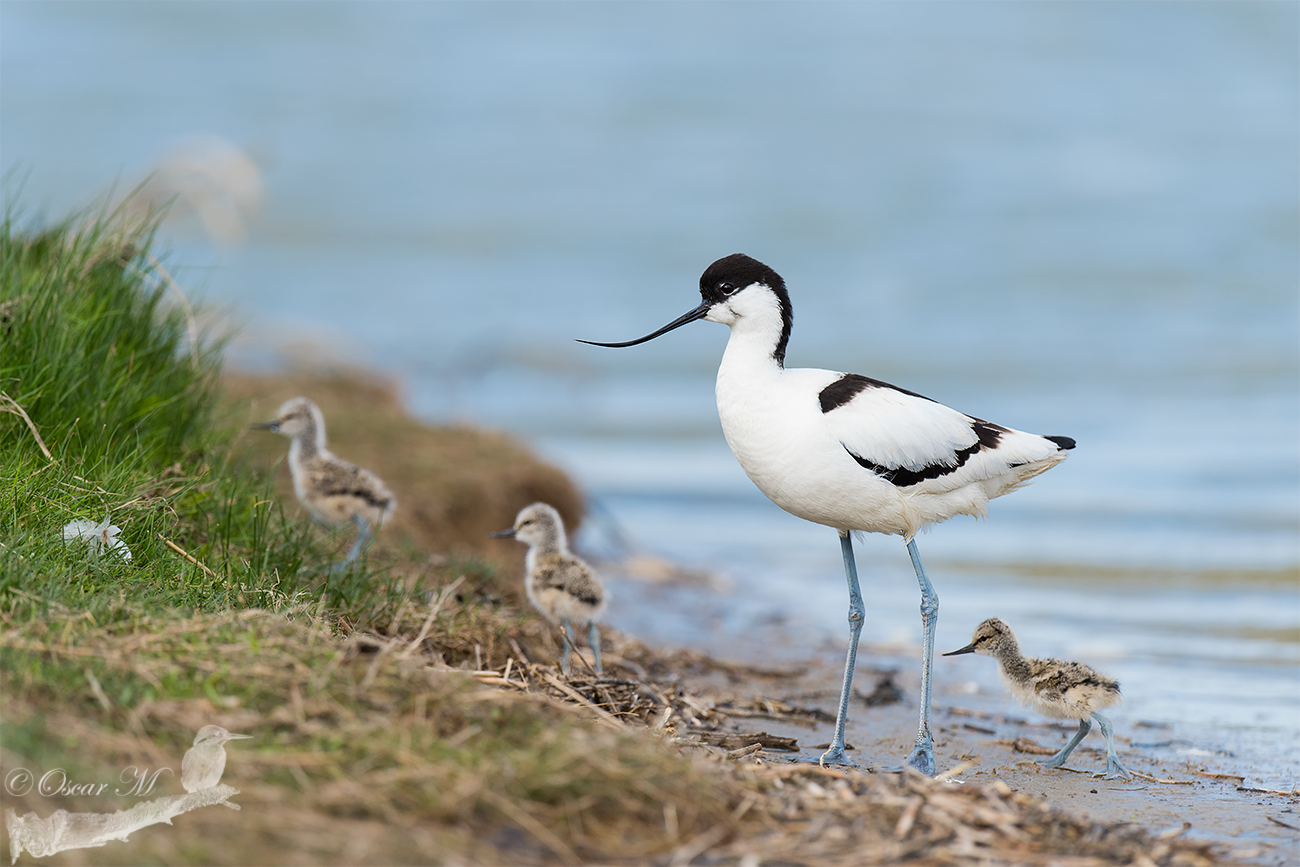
[{"left": 1, "top": 208, "right": 330, "bottom": 614}]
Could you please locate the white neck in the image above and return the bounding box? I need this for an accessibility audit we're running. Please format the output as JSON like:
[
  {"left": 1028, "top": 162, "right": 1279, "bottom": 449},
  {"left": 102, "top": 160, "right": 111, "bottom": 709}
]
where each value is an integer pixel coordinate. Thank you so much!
[{"left": 719, "top": 327, "right": 781, "bottom": 386}]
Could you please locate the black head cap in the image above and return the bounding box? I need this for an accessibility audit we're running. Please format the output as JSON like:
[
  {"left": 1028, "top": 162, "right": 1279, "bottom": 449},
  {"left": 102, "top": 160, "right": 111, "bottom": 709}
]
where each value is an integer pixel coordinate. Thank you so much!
[{"left": 699, "top": 254, "right": 793, "bottom": 367}]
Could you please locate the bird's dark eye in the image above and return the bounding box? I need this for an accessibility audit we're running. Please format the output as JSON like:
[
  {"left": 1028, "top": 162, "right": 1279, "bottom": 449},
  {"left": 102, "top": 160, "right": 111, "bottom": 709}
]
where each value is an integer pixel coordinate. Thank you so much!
[{"left": 719, "top": 282, "right": 737, "bottom": 296}]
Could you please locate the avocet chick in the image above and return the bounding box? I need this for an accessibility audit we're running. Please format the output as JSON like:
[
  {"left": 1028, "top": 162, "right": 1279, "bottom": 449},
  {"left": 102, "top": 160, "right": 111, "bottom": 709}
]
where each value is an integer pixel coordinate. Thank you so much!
[
  {"left": 252, "top": 397, "right": 394, "bottom": 565},
  {"left": 181, "top": 725, "right": 252, "bottom": 793},
  {"left": 944, "top": 618, "right": 1131, "bottom": 780},
  {"left": 491, "top": 502, "right": 606, "bottom": 674}
]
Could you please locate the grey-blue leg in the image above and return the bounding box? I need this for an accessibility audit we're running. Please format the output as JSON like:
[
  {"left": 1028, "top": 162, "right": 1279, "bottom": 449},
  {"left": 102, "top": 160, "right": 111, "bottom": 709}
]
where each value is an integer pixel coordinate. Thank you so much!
[
  {"left": 904, "top": 539, "right": 938, "bottom": 775},
  {"left": 1041, "top": 718, "right": 1091, "bottom": 768},
  {"left": 327, "top": 516, "right": 373, "bottom": 572},
  {"left": 587, "top": 622, "right": 603, "bottom": 674},
  {"left": 1091, "top": 711, "right": 1132, "bottom": 780},
  {"left": 558, "top": 619, "right": 576, "bottom": 670},
  {"left": 815, "top": 530, "right": 865, "bottom": 767},
  {"left": 344, "top": 514, "right": 373, "bottom": 562}
]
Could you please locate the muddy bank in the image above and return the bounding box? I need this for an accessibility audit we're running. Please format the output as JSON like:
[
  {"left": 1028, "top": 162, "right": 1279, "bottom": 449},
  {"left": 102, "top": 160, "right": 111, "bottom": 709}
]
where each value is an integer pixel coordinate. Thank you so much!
[{"left": 222, "top": 366, "right": 583, "bottom": 575}]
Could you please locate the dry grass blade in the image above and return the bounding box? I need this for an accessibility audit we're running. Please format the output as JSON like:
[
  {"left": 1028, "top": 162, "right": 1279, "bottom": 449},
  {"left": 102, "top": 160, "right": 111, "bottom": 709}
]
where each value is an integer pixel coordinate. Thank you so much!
[
  {"left": 157, "top": 533, "right": 217, "bottom": 577},
  {"left": 1129, "top": 770, "right": 1195, "bottom": 785},
  {"left": 0, "top": 391, "right": 54, "bottom": 461}
]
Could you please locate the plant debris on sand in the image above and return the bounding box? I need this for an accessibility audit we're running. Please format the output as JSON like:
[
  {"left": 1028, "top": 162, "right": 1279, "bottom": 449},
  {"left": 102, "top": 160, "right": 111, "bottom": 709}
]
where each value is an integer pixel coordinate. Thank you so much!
[{"left": 2, "top": 602, "right": 1222, "bottom": 866}]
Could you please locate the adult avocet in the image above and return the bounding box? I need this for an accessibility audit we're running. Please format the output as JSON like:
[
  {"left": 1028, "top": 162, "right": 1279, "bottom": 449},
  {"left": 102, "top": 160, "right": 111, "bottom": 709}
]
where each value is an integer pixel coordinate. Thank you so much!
[
  {"left": 492, "top": 502, "right": 607, "bottom": 674},
  {"left": 580, "top": 253, "right": 1074, "bottom": 773},
  {"left": 253, "top": 397, "right": 395, "bottom": 566},
  {"left": 945, "top": 618, "right": 1130, "bottom": 780}
]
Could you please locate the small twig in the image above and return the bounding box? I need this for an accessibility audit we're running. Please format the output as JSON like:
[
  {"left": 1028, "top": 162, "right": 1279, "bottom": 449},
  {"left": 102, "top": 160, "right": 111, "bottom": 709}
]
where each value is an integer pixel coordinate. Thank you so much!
[
  {"left": 0, "top": 392, "right": 54, "bottom": 461},
  {"left": 158, "top": 534, "right": 216, "bottom": 577},
  {"left": 722, "top": 743, "right": 764, "bottom": 760},
  {"left": 934, "top": 761, "right": 975, "bottom": 782},
  {"left": 1192, "top": 769, "right": 1245, "bottom": 783},
  {"left": 1047, "top": 764, "right": 1092, "bottom": 775},
  {"left": 537, "top": 670, "right": 625, "bottom": 730},
  {"left": 1267, "top": 815, "right": 1299, "bottom": 831},
  {"left": 688, "top": 730, "right": 798, "bottom": 751},
  {"left": 999, "top": 736, "right": 1057, "bottom": 756},
  {"left": 1239, "top": 785, "right": 1300, "bottom": 798},
  {"left": 507, "top": 635, "right": 531, "bottom": 666},
  {"left": 1129, "top": 770, "right": 1195, "bottom": 785}
]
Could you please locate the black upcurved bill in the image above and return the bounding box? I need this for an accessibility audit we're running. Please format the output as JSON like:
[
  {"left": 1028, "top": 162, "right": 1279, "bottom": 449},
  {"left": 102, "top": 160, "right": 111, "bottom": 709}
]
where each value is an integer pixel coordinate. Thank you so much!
[{"left": 576, "top": 302, "right": 711, "bottom": 348}]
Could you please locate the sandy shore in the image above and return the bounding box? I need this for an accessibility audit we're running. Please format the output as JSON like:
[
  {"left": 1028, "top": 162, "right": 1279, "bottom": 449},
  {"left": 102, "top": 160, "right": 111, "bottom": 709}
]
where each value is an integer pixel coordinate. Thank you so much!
[{"left": 648, "top": 627, "right": 1299, "bottom": 866}]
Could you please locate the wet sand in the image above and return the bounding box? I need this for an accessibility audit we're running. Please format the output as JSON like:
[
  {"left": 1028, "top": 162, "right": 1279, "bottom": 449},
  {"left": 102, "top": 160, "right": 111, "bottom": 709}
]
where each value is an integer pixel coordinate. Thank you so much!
[{"left": 666, "top": 640, "right": 1299, "bottom": 866}]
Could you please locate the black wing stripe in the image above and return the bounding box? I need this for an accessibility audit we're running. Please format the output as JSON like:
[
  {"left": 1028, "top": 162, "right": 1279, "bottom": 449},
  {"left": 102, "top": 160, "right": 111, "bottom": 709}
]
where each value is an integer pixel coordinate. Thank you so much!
[
  {"left": 322, "top": 486, "right": 392, "bottom": 509},
  {"left": 818, "top": 373, "right": 933, "bottom": 413},
  {"left": 572, "top": 589, "right": 602, "bottom": 606},
  {"left": 844, "top": 420, "right": 1007, "bottom": 488}
]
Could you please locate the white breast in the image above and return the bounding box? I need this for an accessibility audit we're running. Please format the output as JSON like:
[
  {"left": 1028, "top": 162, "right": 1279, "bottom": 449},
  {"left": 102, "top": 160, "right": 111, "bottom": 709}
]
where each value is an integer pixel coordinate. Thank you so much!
[{"left": 715, "top": 349, "right": 910, "bottom": 536}]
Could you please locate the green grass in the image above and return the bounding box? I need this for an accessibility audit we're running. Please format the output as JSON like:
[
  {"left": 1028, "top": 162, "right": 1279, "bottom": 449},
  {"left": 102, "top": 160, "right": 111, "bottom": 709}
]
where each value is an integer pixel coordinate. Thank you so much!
[{"left": 0, "top": 208, "right": 333, "bottom": 615}]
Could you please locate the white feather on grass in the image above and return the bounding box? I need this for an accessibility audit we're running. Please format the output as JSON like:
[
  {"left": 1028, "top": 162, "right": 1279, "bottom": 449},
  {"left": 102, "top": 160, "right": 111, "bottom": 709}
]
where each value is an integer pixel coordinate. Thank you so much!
[{"left": 62, "top": 517, "right": 132, "bottom": 562}]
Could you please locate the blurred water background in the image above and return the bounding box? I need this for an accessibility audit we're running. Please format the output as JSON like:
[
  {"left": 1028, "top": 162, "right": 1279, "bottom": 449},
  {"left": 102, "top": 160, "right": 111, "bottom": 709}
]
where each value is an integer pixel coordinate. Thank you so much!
[{"left": 4, "top": 2, "right": 1297, "bottom": 785}]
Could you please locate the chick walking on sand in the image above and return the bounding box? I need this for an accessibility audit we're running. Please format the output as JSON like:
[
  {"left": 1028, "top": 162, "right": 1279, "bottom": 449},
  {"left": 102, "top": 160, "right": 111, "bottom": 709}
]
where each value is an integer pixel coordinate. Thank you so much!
[
  {"left": 944, "top": 618, "right": 1131, "bottom": 780},
  {"left": 492, "top": 503, "right": 606, "bottom": 674},
  {"left": 253, "top": 397, "right": 395, "bottom": 565}
]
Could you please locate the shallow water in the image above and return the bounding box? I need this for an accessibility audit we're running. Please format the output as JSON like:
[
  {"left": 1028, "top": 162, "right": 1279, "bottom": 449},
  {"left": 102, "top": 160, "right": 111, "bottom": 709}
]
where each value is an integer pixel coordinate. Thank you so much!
[{"left": 4, "top": 2, "right": 1297, "bottom": 786}]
